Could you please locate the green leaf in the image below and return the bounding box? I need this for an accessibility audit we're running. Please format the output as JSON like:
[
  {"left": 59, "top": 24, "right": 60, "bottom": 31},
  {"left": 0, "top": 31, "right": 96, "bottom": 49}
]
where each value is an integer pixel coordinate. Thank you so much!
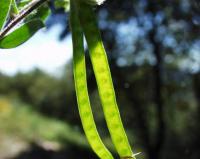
[
  {"left": 0, "top": 0, "right": 12, "bottom": 30},
  {"left": 54, "top": 0, "right": 70, "bottom": 11},
  {"left": 11, "top": 0, "right": 19, "bottom": 14},
  {"left": 25, "top": 4, "right": 50, "bottom": 22},
  {"left": 17, "top": 0, "right": 32, "bottom": 9},
  {"left": 0, "top": 19, "right": 44, "bottom": 49},
  {"left": 35, "top": 5, "right": 50, "bottom": 22}
]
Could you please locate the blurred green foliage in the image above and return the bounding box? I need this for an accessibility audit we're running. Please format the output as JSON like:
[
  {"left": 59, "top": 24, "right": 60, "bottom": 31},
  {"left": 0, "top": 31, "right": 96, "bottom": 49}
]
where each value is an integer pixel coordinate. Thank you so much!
[
  {"left": 0, "top": 61, "right": 199, "bottom": 159},
  {"left": 0, "top": 96, "right": 95, "bottom": 158}
]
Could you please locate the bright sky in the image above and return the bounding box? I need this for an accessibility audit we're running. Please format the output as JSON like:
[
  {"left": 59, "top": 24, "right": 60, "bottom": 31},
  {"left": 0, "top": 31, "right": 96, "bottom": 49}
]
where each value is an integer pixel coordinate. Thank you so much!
[
  {"left": 0, "top": 23, "right": 199, "bottom": 76},
  {"left": 0, "top": 24, "right": 73, "bottom": 76}
]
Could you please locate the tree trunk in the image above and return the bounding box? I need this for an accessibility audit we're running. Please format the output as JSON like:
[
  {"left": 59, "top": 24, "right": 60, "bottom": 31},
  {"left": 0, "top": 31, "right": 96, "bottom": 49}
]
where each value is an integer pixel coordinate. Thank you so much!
[{"left": 148, "top": 28, "right": 165, "bottom": 159}]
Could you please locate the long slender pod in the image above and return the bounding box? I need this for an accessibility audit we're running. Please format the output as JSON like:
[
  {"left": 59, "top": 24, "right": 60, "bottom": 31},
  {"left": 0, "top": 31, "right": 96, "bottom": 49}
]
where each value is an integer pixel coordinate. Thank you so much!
[
  {"left": 77, "top": 1, "right": 135, "bottom": 158},
  {"left": 70, "top": 1, "right": 114, "bottom": 159}
]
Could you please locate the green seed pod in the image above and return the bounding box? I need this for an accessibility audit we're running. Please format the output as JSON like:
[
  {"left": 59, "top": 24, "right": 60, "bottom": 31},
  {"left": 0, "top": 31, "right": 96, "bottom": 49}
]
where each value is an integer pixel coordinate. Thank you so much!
[
  {"left": 76, "top": 1, "right": 136, "bottom": 158},
  {"left": 70, "top": 1, "right": 114, "bottom": 159}
]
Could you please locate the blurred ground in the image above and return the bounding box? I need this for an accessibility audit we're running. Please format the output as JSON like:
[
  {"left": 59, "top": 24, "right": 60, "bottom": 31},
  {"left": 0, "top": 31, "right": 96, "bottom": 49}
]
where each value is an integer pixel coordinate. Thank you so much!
[{"left": 0, "top": 97, "right": 93, "bottom": 159}]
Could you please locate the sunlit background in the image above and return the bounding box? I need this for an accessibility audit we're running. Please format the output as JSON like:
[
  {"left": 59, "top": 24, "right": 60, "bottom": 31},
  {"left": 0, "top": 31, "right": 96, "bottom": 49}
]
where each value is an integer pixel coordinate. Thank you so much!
[{"left": 0, "top": 25, "right": 72, "bottom": 75}]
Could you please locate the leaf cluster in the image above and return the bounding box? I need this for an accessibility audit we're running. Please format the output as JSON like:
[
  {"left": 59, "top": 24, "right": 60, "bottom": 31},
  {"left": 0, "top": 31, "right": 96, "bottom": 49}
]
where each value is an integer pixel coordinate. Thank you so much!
[{"left": 0, "top": 0, "right": 50, "bottom": 48}]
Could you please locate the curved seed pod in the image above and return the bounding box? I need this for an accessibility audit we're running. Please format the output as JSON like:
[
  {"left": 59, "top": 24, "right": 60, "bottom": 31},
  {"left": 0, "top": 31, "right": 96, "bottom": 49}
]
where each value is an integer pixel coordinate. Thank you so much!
[
  {"left": 77, "top": 1, "right": 135, "bottom": 158},
  {"left": 70, "top": 1, "right": 114, "bottom": 159}
]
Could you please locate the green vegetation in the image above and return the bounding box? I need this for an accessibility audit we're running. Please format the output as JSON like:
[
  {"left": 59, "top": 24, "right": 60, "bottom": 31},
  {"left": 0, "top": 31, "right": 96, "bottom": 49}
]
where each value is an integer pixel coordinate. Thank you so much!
[
  {"left": 0, "top": 0, "right": 135, "bottom": 158},
  {"left": 0, "top": 0, "right": 200, "bottom": 159},
  {"left": 70, "top": 0, "right": 114, "bottom": 158},
  {"left": 0, "top": 96, "right": 89, "bottom": 157},
  {"left": 0, "top": 0, "right": 12, "bottom": 30},
  {"left": 77, "top": 2, "right": 133, "bottom": 157},
  {"left": 0, "top": 20, "right": 44, "bottom": 48}
]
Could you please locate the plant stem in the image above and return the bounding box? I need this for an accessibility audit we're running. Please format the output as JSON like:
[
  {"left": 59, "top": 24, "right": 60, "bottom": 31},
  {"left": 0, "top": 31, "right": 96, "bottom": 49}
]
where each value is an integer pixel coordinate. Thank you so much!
[{"left": 0, "top": 0, "right": 48, "bottom": 39}]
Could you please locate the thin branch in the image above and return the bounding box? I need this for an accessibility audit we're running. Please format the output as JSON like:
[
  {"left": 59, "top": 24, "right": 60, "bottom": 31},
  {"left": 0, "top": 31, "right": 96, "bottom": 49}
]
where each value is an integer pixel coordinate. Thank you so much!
[{"left": 0, "top": 0, "right": 48, "bottom": 39}]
